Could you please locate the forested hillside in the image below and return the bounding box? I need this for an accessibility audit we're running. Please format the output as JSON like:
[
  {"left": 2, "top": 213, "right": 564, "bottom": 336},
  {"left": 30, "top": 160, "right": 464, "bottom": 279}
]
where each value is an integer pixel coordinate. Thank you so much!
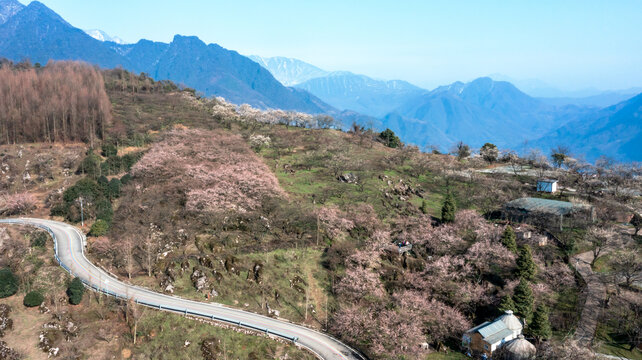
[{"left": 0, "top": 60, "right": 111, "bottom": 145}]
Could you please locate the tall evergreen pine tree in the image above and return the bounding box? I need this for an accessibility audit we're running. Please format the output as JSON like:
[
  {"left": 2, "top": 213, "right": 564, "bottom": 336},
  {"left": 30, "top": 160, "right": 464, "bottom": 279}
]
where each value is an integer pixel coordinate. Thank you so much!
[
  {"left": 420, "top": 200, "right": 429, "bottom": 215},
  {"left": 501, "top": 225, "right": 518, "bottom": 253},
  {"left": 530, "top": 303, "right": 552, "bottom": 342},
  {"left": 67, "top": 277, "right": 85, "bottom": 305},
  {"left": 498, "top": 294, "right": 516, "bottom": 313},
  {"left": 441, "top": 191, "right": 456, "bottom": 223},
  {"left": 516, "top": 245, "right": 537, "bottom": 281},
  {"left": 513, "top": 278, "right": 534, "bottom": 322}
]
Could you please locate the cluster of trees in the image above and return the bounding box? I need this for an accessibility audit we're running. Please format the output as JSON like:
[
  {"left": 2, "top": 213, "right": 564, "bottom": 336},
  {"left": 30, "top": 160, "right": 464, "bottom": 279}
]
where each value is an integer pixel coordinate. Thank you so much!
[
  {"left": 0, "top": 61, "right": 112, "bottom": 145},
  {"left": 212, "top": 99, "right": 337, "bottom": 130},
  {"left": 78, "top": 145, "right": 142, "bottom": 179},
  {"left": 131, "top": 128, "right": 285, "bottom": 215},
  {"left": 50, "top": 172, "right": 126, "bottom": 235},
  {"left": 324, "top": 209, "right": 539, "bottom": 358},
  {"left": 0, "top": 192, "right": 36, "bottom": 216},
  {"left": 497, "top": 226, "right": 553, "bottom": 342},
  {"left": 104, "top": 68, "right": 181, "bottom": 94}
]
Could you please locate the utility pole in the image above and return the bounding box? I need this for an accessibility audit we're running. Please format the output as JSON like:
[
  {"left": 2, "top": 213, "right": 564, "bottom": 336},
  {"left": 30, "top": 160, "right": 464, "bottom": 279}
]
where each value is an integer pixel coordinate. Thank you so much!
[{"left": 79, "top": 197, "right": 84, "bottom": 227}]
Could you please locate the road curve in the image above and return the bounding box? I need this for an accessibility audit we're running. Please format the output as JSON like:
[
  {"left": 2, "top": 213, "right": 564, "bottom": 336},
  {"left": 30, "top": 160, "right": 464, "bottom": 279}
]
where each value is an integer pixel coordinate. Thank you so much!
[{"left": 0, "top": 218, "right": 366, "bottom": 360}]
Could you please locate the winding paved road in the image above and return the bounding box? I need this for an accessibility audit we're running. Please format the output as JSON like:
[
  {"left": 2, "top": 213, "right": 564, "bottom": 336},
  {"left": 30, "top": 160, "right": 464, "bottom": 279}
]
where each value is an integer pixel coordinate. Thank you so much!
[{"left": 0, "top": 218, "right": 366, "bottom": 360}]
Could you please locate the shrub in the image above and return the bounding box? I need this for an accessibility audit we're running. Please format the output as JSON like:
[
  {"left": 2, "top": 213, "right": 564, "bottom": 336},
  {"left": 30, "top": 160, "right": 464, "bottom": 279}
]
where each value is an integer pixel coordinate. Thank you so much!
[
  {"left": 501, "top": 226, "right": 517, "bottom": 253},
  {"left": 419, "top": 200, "right": 429, "bottom": 215},
  {"left": 67, "top": 277, "right": 84, "bottom": 305},
  {"left": 108, "top": 178, "right": 121, "bottom": 199},
  {"left": 63, "top": 178, "right": 101, "bottom": 204},
  {"left": 120, "top": 173, "right": 132, "bottom": 185},
  {"left": 97, "top": 175, "right": 109, "bottom": 192},
  {"left": 441, "top": 192, "right": 456, "bottom": 223},
  {"left": 23, "top": 291, "right": 44, "bottom": 307},
  {"left": 89, "top": 219, "right": 109, "bottom": 236},
  {"left": 101, "top": 143, "right": 117, "bottom": 157},
  {"left": 30, "top": 231, "right": 48, "bottom": 247},
  {"left": 0, "top": 268, "right": 18, "bottom": 298},
  {"left": 95, "top": 199, "right": 113, "bottom": 222},
  {"left": 122, "top": 152, "right": 143, "bottom": 171},
  {"left": 77, "top": 151, "right": 102, "bottom": 178},
  {"left": 378, "top": 129, "right": 401, "bottom": 148},
  {"left": 480, "top": 143, "right": 499, "bottom": 162}
]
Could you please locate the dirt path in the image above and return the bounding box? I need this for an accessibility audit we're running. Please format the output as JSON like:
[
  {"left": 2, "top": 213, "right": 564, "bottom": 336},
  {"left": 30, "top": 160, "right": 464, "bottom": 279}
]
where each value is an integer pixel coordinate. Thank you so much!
[{"left": 572, "top": 250, "right": 606, "bottom": 347}]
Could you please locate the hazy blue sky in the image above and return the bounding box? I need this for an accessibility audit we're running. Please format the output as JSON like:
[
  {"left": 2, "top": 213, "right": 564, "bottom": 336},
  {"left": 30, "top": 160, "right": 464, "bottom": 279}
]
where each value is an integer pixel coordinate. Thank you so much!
[{"left": 19, "top": 0, "right": 642, "bottom": 91}]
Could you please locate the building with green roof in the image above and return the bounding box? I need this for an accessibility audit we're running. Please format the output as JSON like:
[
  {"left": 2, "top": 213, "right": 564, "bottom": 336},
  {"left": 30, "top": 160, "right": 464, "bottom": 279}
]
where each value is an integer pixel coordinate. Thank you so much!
[{"left": 503, "top": 197, "right": 596, "bottom": 230}]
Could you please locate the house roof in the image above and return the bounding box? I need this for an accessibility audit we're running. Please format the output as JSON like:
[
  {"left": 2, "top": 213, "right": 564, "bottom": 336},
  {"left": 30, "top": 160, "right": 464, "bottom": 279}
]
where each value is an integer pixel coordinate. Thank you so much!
[
  {"left": 465, "top": 310, "right": 524, "bottom": 345},
  {"left": 484, "top": 328, "right": 515, "bottom": 345},
  {"left": 465, "top": 321, "right": 491, "bottom": 334},
  {"left": 505, "top": 197, "right": 591, "bottom": 216},
  {"left": 478, "top": 320, "right": 508, "bottom": 339}
]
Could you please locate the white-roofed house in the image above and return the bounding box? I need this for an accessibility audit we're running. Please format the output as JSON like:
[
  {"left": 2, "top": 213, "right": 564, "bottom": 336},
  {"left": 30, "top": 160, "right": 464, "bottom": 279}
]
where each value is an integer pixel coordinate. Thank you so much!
[{"left": 462, "top": 310, "right": 524, "bottom": 358}]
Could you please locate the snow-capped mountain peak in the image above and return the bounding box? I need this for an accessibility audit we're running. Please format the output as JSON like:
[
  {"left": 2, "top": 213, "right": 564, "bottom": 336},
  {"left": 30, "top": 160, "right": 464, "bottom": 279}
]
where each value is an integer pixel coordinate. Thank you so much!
[{"left": 84, "top": 29, "right": 127, "bottom": 44}]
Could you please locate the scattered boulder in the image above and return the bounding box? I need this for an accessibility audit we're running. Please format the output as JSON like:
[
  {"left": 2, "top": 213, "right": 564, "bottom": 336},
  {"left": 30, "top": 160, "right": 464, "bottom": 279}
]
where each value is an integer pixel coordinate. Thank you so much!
[
  {"left": 164, "top": 283, "right": 175, "bottom": 294},
  {"left": 338, "top": 173, "right": 359, "bottom": 184},
  {"left": 211, "top": 270, "right": 223, "bottom": 283},
  {"left": 159, "top": 276, "right": 174, "bottom": 293},
  {"left": 180, "top": 260, "right": 190, "bottom": 274},
  {"left": 199, "top": 255, "right": 216, "bottom": 269},
  {"left": 165, "top": 266, "right": 177, "bottom": 281},
  {"left": 0, "top": 304, "right": 12, "bottom": 337},
  {"left": 224, "top": 256, "right": 239, "bottom": 275},
  {"left": 290, "top": 275, "right": 307, "bottom": 287},
  {"left": 252, "top": 261, "right": 263, "bottom": 283},
  {"left": 0, "top": 341, "right": 19, "bottom": 360},
  {"left": 190, "top": 268, "right": 208, "bottom": 291},
  {"left": 200, "top": 337, "right": 221, "bottom": 360},
  {"left": 39, "top": 302, "right": 50, "bottom": 314}
]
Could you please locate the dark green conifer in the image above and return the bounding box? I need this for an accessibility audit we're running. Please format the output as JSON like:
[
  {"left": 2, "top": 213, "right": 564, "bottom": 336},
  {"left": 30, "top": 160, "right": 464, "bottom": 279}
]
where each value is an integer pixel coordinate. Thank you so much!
[
  {"left": 513, "top": 278, "right": 534, "bottom": 322},
  {"left": 441, "top": 192, "right": 456, "bottom": 223}
]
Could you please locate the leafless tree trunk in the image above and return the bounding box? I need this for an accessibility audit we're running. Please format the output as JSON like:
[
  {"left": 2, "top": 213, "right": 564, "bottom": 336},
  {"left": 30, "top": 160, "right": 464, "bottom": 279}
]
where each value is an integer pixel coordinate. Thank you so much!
[{"left": 121, "top": 237, "right": 135, "bottom": 279}]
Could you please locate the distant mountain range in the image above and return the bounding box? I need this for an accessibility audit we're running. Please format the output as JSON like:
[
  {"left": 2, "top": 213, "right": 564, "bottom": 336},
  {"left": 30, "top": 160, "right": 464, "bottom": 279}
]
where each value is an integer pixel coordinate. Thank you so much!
[
  {"left": 249, "top": 56, "right": 429, "bottom": 118},
  {"left": 248, "top": 56, "right": 328, "bottom": 86},
  {"left": 0, "top": 1, "right": 335, "bottom": 114},
  {"left": 526, "top": 93, "right": 642, "bottom": 162},
  {"left": 84, "top": 29, "right": 127, "bottom": 45},
  {"left": 489, "top": 73, "right": 642, "bottom": 108},
  {"left": 0, "top": 1, "right": 640, "bottom": 161},
  {"left": 380, "top": 77, "right": 593, "bottom": 150}
]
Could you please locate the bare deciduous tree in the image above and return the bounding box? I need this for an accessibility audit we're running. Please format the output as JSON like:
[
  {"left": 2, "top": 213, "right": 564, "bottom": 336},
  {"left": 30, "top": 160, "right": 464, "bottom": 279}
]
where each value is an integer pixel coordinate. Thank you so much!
[{"left": 586, "top": 227, "right": 615, "bottom": 267}]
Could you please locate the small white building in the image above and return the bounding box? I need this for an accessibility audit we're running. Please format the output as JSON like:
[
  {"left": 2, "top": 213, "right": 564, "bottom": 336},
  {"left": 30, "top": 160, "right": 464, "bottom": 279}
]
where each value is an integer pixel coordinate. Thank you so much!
[
  {"left": 462, "top": 310, "right": 524, "bottom": 358},
  {"left": 536, "top": 179, "right": 558, "bottom": 193}
]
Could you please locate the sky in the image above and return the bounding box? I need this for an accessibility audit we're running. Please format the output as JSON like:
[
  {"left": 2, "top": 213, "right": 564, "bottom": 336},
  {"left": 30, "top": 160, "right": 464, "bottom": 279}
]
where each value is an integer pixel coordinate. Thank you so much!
[{"left": 17, "top": 0, "right": 642, "bottom": 92}]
